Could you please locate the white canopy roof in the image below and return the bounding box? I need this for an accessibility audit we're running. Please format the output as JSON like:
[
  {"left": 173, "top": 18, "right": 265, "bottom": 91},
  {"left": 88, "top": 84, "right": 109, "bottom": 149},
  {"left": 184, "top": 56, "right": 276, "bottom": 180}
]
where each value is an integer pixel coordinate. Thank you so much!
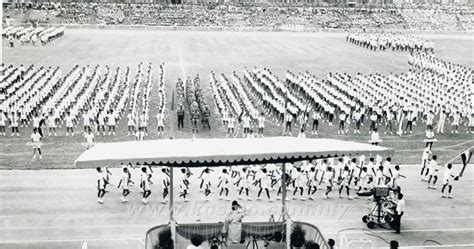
[{"left": 74, "top": 137, "right": 394, "bottom": 168}]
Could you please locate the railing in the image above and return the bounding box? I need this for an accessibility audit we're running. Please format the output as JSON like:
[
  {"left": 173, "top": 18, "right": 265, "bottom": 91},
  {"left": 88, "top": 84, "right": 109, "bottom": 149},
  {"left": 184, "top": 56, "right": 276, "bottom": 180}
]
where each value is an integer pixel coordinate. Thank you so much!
[
  {"left": 145, "top": 221, "right": 331, "bottom": 249},
  {"left": 39, "top": 23, "right": 474, "bottom": 35}
]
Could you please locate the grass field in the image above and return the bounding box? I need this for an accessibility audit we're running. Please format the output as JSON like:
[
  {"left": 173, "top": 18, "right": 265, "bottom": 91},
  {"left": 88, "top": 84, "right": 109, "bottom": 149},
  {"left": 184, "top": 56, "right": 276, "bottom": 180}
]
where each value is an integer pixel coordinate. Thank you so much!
[
  {"left": 1, "top": 29, "right": 474, "bottom": 249},
  {"left": 1, "top": 30, "right": 474, "bottom": 169}
]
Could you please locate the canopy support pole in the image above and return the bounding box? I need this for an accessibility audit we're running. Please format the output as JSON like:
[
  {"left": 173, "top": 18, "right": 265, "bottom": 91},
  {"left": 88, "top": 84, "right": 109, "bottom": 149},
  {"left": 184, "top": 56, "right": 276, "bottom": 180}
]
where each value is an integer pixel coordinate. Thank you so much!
[
  {"left": 169, "top": 167, "right": 176, "bottom": 247},
  {"left": 169, "top": 167, "right": 174, "bottom": 220},
  {"left": 281, "top": 162, "right": 286, "bottom": 222}
]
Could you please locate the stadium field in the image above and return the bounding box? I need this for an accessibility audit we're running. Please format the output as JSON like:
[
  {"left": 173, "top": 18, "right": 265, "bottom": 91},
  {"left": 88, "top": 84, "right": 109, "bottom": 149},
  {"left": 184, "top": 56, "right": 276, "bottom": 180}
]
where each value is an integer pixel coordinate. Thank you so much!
[
  {"left": 1, "top": 29, "right": 474, "bottom": 249},
  {"left": 1, "top": 29, "right": 473, "bottom": 169}
]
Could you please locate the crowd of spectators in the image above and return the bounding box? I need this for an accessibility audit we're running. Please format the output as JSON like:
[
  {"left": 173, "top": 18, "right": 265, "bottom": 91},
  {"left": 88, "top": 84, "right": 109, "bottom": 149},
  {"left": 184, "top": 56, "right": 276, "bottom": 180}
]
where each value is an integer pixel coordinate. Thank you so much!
[
  {"left": 400, "top": 8, "right": 461, "bottom": 30},
  {"left": 2, "top": 3, "right": 473, "bottom": 31},
  {"left": 96, "top": 4, "right": 125, "bottom": 25}
]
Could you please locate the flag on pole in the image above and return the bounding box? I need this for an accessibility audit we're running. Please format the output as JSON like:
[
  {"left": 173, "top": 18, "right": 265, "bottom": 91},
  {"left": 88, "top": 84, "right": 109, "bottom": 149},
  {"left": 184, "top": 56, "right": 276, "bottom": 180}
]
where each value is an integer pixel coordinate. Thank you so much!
[{"left": 459, "top": 147, "right": 473, "bottom": 177}]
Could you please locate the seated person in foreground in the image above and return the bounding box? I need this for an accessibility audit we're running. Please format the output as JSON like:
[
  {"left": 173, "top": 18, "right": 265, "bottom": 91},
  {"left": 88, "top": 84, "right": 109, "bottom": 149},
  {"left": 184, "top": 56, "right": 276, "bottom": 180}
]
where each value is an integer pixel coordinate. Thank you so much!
[{"left": 266, "top": 232, "right": 286, "bottom": 249}]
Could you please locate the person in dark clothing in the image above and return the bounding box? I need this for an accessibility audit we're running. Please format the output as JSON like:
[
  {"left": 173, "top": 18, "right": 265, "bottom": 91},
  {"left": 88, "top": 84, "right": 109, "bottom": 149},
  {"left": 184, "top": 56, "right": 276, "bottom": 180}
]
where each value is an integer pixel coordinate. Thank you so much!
[
  {"left": 202, "top": 107, "right": 210, "bottom": 130},
  {"left": 177, "top": 106, "right": 184, "bottom": 130},
  {"left": 393, "top": 193, "right": 405, "bottom": 234}
]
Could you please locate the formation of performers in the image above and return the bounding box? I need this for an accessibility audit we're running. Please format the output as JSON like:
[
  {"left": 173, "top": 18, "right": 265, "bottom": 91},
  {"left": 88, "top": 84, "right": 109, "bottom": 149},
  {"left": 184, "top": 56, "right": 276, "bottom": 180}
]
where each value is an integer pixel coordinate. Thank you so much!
[
  {"left": 1, "top": 51, "right": 473, "bottom": 161},
  {"left": 210, "top": 52, "right": 472, "bottom": 138},
  {"left": 3, "top": 26, "right": 65, "bottom": 47},
  {"left": 94, "top": 144, "right": 465, "bottom": 204},
  {"left": 176, "top": 74, "right": 211, "bottom": 136},
  {"left": 95, "top": 155, "right": 408, "bottom": 204},
  {"left": 0, "top": 62, "right": 166, "bottom": 159},
  {"left": 346, "top": 32, "right": 434, "bottom": 53}
]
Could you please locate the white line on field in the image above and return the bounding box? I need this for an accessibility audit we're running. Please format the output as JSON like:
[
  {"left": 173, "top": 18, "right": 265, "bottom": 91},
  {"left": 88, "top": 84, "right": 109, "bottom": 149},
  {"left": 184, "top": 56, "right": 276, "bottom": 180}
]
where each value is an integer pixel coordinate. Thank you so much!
[
  {"left": 0, "top": 236, "right": 143, "bottom": 244},
  {"left": 399, "top": 244, "right": 474, "bottom": 248},
  {"left": 312, "top": 216, "right": 474, "bottom": 222},
  {"left": 2, "top": 217, "right": 474, "bottom": 230},
  {"left": 341, "top": 227, "right": 474, "bottom": 234},
  {"left": 0, "top": 224, "right": 151, "bottom": 230}
]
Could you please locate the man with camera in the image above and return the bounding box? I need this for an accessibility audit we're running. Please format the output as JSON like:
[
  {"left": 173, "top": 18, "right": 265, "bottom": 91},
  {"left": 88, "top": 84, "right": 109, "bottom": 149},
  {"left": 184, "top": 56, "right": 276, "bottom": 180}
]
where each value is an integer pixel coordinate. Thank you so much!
[{"left": 393, "top": 193, "right": 405, "bottom": 234}]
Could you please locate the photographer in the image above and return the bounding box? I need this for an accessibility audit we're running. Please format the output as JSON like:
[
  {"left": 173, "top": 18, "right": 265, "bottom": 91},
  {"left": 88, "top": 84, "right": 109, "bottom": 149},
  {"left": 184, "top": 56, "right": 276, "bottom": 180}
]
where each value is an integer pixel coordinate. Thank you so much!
[{"left": 393, "top": 193, "right": 405, "bottom": 234}]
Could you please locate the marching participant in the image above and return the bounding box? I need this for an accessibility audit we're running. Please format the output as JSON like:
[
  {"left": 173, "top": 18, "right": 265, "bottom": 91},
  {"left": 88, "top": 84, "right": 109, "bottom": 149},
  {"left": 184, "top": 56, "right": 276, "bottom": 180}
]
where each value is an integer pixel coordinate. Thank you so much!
[
  {"left": 311, "top": 109, "right": 320, "bottom": 135},
  {"left": 178, "top": 168, "right": 190, "bottom": 202},
  {"left": 227, "top": 113, "right": 236, "bottom": 138},
  {"left": 30, "top": 128, "right": 43, "bottom": 160},
  {"left": 307, "top": 167, "right": 318, "bottom": 200},
  {"left": 375, "top": 165, "right": 384, "bottom": 186},
  {"left": 348, "top": 158, "right": 359, "bottom": 187},
  {"left": 237, "top": 167, "right": 252, "bottom": 201},
  {"left": 292, "top": 167, "right": 306, "bottom": 201},
  {"left": 117, "top": 167, "right": 131, "bottom": 203},
  {"left": 156, "top": 110, "right": 166, "bottom": 136},
  {"left": 47, "top": 112, "right": 57, "bottom": 136},
  {"left": 468, "top": 113, "right": 474, "bottom": 134},
  {"left": 441, "top": 164, "right": 458, "bottom": 199},
  {"left": 420, "top": 146, "right": 432, "bottom": 181},
  {"left": 0, "top": 110, "right": 6, "bottom": 136},
  {"left": 427, "top": 155, "right": 440, "bottom": 189},
  {"left": 352, "top": 109, "right": 362, "bottom": 134},
  {"left": 256, "top": 168, "right": 272, "bottom": 202},
  {"left": 322, "top": 165, "right": 335, "bottom": 199},
  {"left": 284, "top": 112, "right": 293, "bottom": 136},
  {"left": 10, "top": 111, "right": 20, "bottom": 136},
  {"left": 383, "top": 157, "right": 393, "bottom": 185},
  {"left": 257, "top": 112, "right": 265, "bottom": 137},
  {"left": 136, "top": 127, "right": 145, "bottom": 141},
  {"left": 436, "top": 110, "right": 447, "bottom": 134},
  {"left": 218, "top": 168, "right": 231, "bottom": 201},
  {"left": 127, "top": 111, "right": 136, "bottom": 136},
  {"left": 298, "top": 112, "right": 308, "bottom": 138},
  {"left": 139, "top": 111, "right": 148, "bottom": 137},
  {"left": 141, "top": 166, "right": 152, "bottom": 204},
  {"left": 96, "top": 167, "right": 107, "bottom": 204},
  {"left": 84, "top": 129, "right": 95, "bottom": 150},
  {"left": 392, "top": 165, "right": 405, "bottom": 191},
  {"left": 96, "top": 110, "right": 105, "bottom": 136},
  {"left": 242, "top": 113, "right": 251, "bottom": 138},
  {"left": 369, "top": 112, "right": 378, "bottom": 133},
  {"left": 83, "top": 110, "right": 92, "bottom": 133},
  {"left": 107, "top": 110, "right": 117, "bottom": 136},
  {"left": 450, "top": 111, "right": 461, "bottom": 134},
  {"left": 370, "top": 128, "right": 381, "bottom": 145},
  {"left": 19, "top": 106, "right": 28, "bottom": 127},
  {"left": 337, "top": 111, "right": 347, "bottom": 135},
  {"left": 384, "top": 108, "right": 394, "bottom": 135},
  {"left": 200, "top": 168, "right": 212, "bottom": 201},
  {"left": 64, "top": 112, "right": 75, "bottom": 136},
  {"left": 338, "top": 166, "right": 353, "bottom": 200},
  {"left": 159, "top": 167, "right": 170, "bottom": 204}
]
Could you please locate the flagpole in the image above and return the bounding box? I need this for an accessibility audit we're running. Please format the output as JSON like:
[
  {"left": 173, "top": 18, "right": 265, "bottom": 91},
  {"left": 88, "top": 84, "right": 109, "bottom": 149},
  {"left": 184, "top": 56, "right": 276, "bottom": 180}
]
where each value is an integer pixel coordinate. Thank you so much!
[
  {"left": 444, "top": 146, "right": 473, "bottom": 165},
  {"left": 169, "top": 90, "right": 175, "bottom": 139},
  {"left": 453, "top": 147, "right": 473, "bottom": 177}
]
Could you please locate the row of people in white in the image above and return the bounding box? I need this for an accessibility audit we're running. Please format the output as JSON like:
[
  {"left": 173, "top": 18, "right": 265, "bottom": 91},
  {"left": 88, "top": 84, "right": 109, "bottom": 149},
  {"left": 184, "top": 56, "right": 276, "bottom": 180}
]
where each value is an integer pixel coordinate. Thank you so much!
[
  {"left": 95, "top": 155, "right": 401, "bottom": 205},
  {"left": 346, "top": 32, "right": 434, "bottom": 52},
  {"left": 94, "top": 147, "right": 463, "bottom": 205}
]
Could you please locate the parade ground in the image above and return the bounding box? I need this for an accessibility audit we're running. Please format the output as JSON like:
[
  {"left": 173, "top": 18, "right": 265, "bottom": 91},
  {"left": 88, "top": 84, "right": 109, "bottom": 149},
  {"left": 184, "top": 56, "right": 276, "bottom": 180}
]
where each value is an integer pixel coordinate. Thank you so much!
[
  {"left": 0, "top": 165, "right": 473, "bottom": 248},
  {"left": 1, "top": 29, "right": 474, "bottom": 248}
]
